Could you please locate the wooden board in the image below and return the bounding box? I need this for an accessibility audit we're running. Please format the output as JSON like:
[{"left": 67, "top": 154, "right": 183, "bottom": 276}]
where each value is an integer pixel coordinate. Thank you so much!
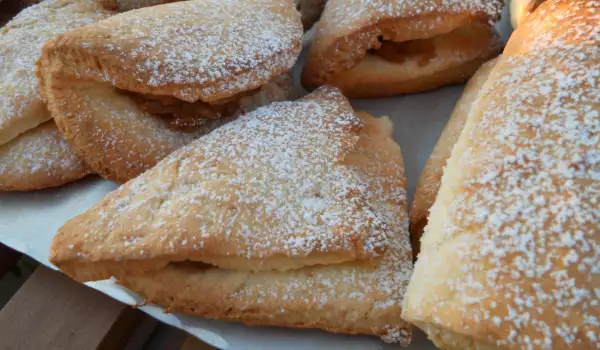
[
  {"left": 0, "top": 267, "right": 144, "bottom": 350},
  {"left": 180, "top": 336, "right": 217, "bottom": 350},
  {"left": 0, "top": 243, "right": 21, "bottom": 278}
]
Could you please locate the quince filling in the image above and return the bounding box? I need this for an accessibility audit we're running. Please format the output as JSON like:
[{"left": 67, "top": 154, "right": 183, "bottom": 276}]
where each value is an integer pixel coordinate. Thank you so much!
[
  {"left": 373, "top": 22, "right": 491, "bottom": 67},
  {"left": 120, "top": 87, "right": 262, "bottom": 131}
]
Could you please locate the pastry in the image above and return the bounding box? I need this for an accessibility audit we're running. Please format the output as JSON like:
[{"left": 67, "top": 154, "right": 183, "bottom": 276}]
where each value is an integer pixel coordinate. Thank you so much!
[
  {"left": 301, "top": 0, "right": 504, "bottom": 98},
  {"left": 0, "top": 0, "right": 113, "bottom": 146},
  {"left": 38, "top": 0, "right": 302, "bottom": 183},
  {"left": 0, "top": 0, "right": 112, "bottom": 190},
  {"left": 402, "top": 1, "right": 599, "bottom": 349},
  {"left": 510, "top": 0, "right": 545, "bottom": 28},
  {"left": 0, "top": 121, "right": 90, "bottom": 191},
  {"left": 50, "top": 87, "right": 414, "bottom": 342},
  {"left": 410, "top": 57, "right": 498, "bottom": 257}
]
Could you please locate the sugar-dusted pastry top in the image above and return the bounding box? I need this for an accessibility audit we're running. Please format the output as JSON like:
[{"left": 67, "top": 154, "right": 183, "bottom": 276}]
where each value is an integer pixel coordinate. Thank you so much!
[
  {"left": 302, "top": 0, "right": 504, "bottom": 86},
  {"left": 120, "top": 111, "right": 413, "bottom": 344},
  {"left": 39, "top": 0, "right": 303, "bottom": 104},
  {"left": 403, "top": 1, "right": 599, "bottom": 349},
  {"left": 0, "top": 121, "right": 90, "bottom": 191},
  {"left": 0, "top": 0, "right": 114, "bottom": 146},
  {"left": 51, "top": 87, "right": 396, "bottom": 282}
]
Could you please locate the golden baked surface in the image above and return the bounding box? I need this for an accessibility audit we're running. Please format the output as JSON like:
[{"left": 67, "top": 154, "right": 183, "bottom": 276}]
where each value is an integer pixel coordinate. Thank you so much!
[
  {"left": 403, "top": 1, "right": 599, "bottom": 349},
  {"left": 39, "top": 0, "right": 302, "bottom": 103},
  {"left": 0, "top": 0, "right": 113, "bottom": 146},
  {"left": 119, "top": 110, "right": 412, "bottom": 343},
  {"left": 38, "top": 0, "right": 302, "bottom": 182},
  {"left": 0, "top": 121, "right": 90, "bottom": 191},
  {"left": 301, "top": 0, "right": 504, "bottom": 96},
  {"left": 50, "top": 87, "right": 404, "bottom": 281},
  {"left": 410, "top": 57, "right": 498, "bottom": 256}
]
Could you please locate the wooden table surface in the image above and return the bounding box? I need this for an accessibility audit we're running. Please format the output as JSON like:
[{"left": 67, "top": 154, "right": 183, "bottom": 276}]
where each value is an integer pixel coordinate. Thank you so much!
[{"left": 0, "top": 244, "right": 216, "bottom": 350}]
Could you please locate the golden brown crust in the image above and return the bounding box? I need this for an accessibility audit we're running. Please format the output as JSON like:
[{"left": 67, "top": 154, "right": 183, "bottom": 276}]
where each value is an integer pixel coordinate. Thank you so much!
[
  {"left": 0, "top": 121, "right": 90, "bottom": 191},
  {"left": 119, "top": 111, "right": 413, "bottom": 343},
  {"left": 50, "top": 87, "right": 400, "bottom": 282},
  {"left": 301, "top": 0, "right": 504, "bottom": 94},
  {"left": 44, "top": 74, "right": 293, "bottom": 183},
  {"left": 38, "top": 0, "right": 302, "bottom": 104},
  {"left": 323, "top": 24, "right": 502, "bottom": 98},
  {"left": 37, "top": 0, "right": 302, "bottom": 183},
  {"left": 410, "top": 57, "right": 498, "bottom": 257},
  {"left": 0, "top": 0, "right": 113, "bottom": 147},
  {"left": 403, "top": 1, "right": 599, "bottom": 348}
]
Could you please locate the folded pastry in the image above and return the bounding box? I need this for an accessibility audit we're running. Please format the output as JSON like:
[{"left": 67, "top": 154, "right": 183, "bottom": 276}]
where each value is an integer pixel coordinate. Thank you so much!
[
  {"left": 51, "top": 87, "right": 414, "bottom": 342},
  {"left": 510, "top": 0, "right": 545, "bottom": 28},
  {"left": 0, "top": 121, "right": 90, "bottom": 191},
  {"left": 403, "top": 1, "right": 599, "bottom": 349},
  {"left": 410, "top": 57, "right": 498, "bottom": 257},
  {"left": 0, "top": 0, "right": 113, "bottom": 147},
  {"left": 301, "top": 0, "right": 504, "bottom": 98},
  {"left": 38, "top": 0, "right": 302, "bottom": 183},
  {"left": 0, "top": 0, "right": 112, "bottom": 190}
]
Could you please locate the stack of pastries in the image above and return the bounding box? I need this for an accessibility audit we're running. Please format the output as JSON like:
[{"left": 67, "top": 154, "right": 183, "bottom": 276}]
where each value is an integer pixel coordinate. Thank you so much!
[{"left": 1, "top": 0, "right": 598, "bottom": 348}]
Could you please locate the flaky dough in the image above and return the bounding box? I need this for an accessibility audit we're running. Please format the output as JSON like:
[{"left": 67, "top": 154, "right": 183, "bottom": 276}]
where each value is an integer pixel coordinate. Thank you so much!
[
  {"left": 301, "top": 0, "right": 504, "bottom": 97},
  {"left": 403, "top": 1, "right": 599, "bottom": 349},
  {"left": 410, "top": 57, "right": 498, "bottom": 257},
  {"left": 38, "top": 0, "right": 302, "bottom": 182},
  {"left": 0, "top": 121, "right": 90, "bottom": 191}
]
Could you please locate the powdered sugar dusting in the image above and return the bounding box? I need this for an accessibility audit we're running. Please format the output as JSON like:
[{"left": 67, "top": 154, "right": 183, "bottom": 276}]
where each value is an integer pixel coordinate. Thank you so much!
[
  {"left": 0, "top": 0, "right": 113, "bottom": 145},
  {"left": 0, "top": 121, "right": 89, "bottom": 190},
  {"left": 303, "top": 0, "right": 504, "bottom": 86},
  {"left": 121, "top": 110, "right": 413, "bottom": 344},
  {"left": 58, "top": 0, "right": 302, "bottom": 102},
  {"left": 322, "top": 0, "right": 504, "bottom": 34},
  {"left": 407, "top": 1, "right": 599, "bottom": 348},
  {"left": 58, "top": 87, "right": 395, "bottom": 271}
]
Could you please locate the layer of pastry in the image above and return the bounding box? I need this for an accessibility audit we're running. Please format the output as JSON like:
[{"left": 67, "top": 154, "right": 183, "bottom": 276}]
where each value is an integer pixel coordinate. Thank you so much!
[
  {"left": 119, "top": 111, "right": 413, "bottom": 343},
  {"left": 403, "top": 1, "right": 599, "bottom": 348},
  {"left": 324, "top": 23, "right": 502, "bottom": 97},
  {"left": 38, "top": 0, "right": 302, "bottom": 104},
  {"left": 410, "top": 57, "right": 498, "bottom": 257},
  {"left": 121, "top": 84, "right": 268, "bottom": 131},
  {"left": 0, "top": 121, "right": 90, "bottom": 191},
  {"left": 50, "top": 87, "right": 397, "bottom": 282},
  {"left": 0, "top": 0, "right": 114, "bottom": 147},
  {"left": 302, "top": 0, "right": 504, "bottom": 90},
  {"left": 38, "top": 0, "right": 303, "bottom": 183},
  {"left": 49, "top": 71, "right": 292, "bottom": 183}
]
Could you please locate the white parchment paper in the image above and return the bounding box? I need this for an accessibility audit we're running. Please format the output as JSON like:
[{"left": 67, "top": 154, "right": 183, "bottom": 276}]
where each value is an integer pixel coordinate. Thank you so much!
[{"left": 0, "top": 8, "right": 512, "bottom": 350}]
